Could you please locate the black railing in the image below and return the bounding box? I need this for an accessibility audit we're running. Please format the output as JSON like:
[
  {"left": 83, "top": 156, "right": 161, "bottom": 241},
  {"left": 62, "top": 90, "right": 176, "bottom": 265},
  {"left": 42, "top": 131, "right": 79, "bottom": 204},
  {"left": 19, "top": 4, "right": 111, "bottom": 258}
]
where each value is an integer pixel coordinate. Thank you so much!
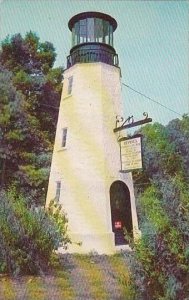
[{"left": 67, "top": 48, "right": 119, "bottom": 68}]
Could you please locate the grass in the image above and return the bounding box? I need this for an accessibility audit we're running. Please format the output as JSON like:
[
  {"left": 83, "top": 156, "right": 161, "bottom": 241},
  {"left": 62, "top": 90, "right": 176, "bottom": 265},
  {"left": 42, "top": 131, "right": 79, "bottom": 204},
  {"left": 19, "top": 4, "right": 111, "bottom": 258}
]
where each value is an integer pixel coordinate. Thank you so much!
[
  {"left": 0, "top": 253, "right": 136, "bottom": 300},
  {"left": 73, "top": 254, "right": 110, "bottom": 299},
  {"left": 24, "top": 277, "right": 47, "bottom": 300},
  {"left": 0, "top": 277, "right": 16, "bottom": 300},
  {"left": 108, "top": 253, "right": 137, "bottom": 299},
  {"left": 52, "top": 257, "right": 76, "bottom": 299}
]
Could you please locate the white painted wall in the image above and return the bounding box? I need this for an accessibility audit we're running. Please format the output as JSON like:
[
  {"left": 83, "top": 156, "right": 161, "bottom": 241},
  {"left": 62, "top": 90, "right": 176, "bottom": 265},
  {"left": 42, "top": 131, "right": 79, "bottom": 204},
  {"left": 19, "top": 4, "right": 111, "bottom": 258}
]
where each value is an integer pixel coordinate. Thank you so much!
[{"left": 46, "top": 62, "right": 139, "bottom": 254}]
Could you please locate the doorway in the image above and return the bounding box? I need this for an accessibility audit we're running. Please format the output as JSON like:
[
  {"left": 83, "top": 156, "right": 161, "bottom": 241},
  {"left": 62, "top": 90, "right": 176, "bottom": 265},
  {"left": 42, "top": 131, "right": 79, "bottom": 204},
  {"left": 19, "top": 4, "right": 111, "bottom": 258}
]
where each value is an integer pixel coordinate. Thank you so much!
[{"left": 110, "top": 181, "right": 133, "bottom": 245}]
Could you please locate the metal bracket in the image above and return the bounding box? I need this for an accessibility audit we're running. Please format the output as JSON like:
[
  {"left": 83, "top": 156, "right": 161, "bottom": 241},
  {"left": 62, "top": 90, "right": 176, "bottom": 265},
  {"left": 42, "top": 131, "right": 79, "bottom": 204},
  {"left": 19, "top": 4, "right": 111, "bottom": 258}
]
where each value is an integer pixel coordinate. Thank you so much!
[{"left": 114, "top": 112, "right": 152, "bottom": 133}]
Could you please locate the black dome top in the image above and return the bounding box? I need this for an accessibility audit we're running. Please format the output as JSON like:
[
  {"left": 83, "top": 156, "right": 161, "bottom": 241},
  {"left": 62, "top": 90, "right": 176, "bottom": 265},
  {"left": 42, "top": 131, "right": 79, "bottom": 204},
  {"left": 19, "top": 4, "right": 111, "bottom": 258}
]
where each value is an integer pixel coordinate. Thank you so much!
[{"left": 68, "top": 11, "right": 117, "bottom": 31}]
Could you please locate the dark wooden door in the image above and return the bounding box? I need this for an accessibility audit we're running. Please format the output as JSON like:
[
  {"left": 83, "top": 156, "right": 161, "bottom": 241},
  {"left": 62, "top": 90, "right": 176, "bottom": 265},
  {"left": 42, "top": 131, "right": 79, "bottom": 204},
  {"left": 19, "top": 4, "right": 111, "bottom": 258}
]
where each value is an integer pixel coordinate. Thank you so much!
[{"left": 110, "top": 181, "right": 133, "bottom": 245}]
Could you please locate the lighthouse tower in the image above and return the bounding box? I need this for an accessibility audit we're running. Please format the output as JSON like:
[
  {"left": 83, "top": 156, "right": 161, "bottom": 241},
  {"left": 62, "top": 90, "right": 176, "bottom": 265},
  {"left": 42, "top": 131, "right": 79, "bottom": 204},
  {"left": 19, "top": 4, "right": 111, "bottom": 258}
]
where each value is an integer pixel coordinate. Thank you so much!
[{"left": 46, "top": 12, "right": 139, "bottom": 254}]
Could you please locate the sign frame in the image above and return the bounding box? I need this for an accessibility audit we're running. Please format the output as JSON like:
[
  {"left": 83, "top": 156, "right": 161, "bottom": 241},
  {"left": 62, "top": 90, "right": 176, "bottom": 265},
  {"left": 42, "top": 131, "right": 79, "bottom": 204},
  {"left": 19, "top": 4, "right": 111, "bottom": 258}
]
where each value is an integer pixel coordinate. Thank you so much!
[{"left": 119, "top": 134, "right": 143, "bottom": 173}]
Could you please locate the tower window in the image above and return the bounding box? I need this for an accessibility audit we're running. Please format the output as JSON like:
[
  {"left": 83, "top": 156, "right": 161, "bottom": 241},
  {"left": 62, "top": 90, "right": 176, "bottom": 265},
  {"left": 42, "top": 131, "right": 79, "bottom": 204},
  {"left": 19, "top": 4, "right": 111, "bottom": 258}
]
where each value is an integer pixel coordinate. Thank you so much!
[
  {"left": 79, "top": 19, "right": 87, "bottom": 43},
  {"left": 68, "top": 76, "right": 73, "bottom": 95},
  {"left": 55, "top": 181, "right": 61, "bottom": 201},
  {"left": 62, "top": 128, "right": 67, "bottom": 148}
]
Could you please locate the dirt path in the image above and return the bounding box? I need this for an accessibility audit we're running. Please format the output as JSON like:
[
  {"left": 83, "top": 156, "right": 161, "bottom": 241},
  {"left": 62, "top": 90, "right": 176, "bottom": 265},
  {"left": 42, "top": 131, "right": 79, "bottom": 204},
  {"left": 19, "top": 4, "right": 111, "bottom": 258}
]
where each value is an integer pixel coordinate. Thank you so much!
[
  {"left": 59, "top": 254, "right": 125, "bottom": 300},
  {"left": 0, "top": 252, "right": 134, "bottom": 300}
]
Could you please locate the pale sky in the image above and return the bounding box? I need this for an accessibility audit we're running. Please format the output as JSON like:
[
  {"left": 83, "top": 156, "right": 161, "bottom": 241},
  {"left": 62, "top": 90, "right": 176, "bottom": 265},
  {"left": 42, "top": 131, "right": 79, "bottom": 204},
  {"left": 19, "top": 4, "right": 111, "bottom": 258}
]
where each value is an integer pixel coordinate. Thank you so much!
[{"left": 1, "top": 0, "right": 188, "bottom": 126}]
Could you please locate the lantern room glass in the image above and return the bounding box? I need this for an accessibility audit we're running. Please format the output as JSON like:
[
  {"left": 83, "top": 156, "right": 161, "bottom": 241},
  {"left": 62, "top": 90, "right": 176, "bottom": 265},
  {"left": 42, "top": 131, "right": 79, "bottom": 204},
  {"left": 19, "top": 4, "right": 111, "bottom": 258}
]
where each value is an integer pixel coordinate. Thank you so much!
[{"left": 71, "top": 17, "right": 114, "bottom": 47}]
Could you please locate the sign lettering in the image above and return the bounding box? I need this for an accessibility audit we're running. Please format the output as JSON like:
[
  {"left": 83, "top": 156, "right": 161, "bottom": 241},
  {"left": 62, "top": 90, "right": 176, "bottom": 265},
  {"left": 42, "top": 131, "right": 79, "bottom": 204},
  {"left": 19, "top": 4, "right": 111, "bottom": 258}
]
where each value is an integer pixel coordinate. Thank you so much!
[{"left": 120, "top": 136, "right": 142, "bottom": 172}]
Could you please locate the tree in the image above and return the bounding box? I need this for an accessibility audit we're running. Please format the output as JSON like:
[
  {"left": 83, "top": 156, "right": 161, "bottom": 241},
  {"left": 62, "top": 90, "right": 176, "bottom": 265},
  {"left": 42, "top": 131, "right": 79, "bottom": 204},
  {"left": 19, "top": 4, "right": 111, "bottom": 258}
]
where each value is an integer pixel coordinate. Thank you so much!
[
  {"left": 0, "top": 32, "right": 63, "bottom": 204},
  {"left": 0, "top": 67, "right": 25, "bottom": 186},
  {"left": 1, "top": 32, "right": 56, "bottom": 75},
  {"left": 131, "top": 116, "right": 189, "bottom": 299}
]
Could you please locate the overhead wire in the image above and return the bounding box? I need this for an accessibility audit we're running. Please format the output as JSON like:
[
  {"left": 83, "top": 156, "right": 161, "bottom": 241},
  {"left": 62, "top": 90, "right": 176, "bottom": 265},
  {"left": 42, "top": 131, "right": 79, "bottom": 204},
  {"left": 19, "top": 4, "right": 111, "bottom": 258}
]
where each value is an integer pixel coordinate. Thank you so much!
[
  {"left": 32, "top": 82, "right": 183, "bottom": 117},
  {"left": 122, "top": 82, "right": 182, "bottom": 117}
]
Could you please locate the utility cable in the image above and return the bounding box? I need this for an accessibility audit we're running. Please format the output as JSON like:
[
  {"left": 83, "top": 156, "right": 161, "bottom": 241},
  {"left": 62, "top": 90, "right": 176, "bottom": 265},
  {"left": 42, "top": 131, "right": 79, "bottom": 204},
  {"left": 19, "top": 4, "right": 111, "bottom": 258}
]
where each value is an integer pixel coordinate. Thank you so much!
[
  {"left": 122, "top": 82, "right": 182, "bottom": 117},
  {"left": 37, "top": 82, "right": 183, "bottom": 117}
]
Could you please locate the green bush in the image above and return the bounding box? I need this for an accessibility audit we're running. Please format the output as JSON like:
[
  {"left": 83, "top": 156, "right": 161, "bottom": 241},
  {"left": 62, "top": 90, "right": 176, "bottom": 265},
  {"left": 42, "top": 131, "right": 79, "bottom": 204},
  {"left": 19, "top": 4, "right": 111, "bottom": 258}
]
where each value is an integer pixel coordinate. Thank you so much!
[
  {"left": 132, "top": 186, "right": 189, "bottom": 300},
  {"left": 0, "top": 187, "right": 70, "bottom": 275},
  {"left": 131, "top": 117, "right": 189, "bottom": 299}
]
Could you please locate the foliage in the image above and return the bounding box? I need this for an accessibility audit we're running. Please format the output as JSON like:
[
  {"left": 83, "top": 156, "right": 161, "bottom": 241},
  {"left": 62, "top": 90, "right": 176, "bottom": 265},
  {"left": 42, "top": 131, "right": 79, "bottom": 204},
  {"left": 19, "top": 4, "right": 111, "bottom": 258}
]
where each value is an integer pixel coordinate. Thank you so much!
[
  {"left": 0, "top": 188, "right": 69, "bottom": 275},
  {"left": 0, "top": 68, "right": 26, "bottom": 185},
  {"left": 0, "top": 31, "right": 68, "bottom": 277},
  {"left": 1, "top": 32, "right": 56, "bottom": 74},
  {"left": 132, "top": 116, "right": 189, "bottom": 299},
  {"left": 133, "top": 186, "right": 188, "bottom": 299},
  {"left": 0, "top": 32, "right": 63, "bottom": 204}
]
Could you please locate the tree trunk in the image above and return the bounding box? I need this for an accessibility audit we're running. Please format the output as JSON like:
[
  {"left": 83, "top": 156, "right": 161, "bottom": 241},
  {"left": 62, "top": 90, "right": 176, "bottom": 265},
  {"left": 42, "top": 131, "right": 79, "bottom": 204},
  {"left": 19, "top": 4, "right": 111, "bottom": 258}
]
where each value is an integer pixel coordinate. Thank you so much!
[{"left": 1, "top": 158, "right": 6, "bottom": 186}]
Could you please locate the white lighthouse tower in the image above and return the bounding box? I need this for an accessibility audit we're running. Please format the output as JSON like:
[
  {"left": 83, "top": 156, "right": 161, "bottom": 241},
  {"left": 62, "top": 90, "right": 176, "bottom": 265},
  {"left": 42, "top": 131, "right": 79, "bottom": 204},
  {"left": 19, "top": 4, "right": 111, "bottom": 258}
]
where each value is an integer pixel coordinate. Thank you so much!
[{"left": 46, "top": 12, "right": 139, "bottom": 254}]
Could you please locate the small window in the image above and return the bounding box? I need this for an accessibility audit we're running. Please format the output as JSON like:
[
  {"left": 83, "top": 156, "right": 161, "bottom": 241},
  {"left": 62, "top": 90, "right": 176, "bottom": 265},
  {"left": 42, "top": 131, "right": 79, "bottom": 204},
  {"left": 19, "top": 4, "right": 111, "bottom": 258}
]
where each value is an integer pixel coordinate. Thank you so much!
[
  {"left": 55, "top": 181, "right": 61, "bottom": 201},
  {"left": 62, "top": 128, "right": 67, "bottom": 147},
  {"left": 68, "top": 76, "right": 73, "bottom": 95}
]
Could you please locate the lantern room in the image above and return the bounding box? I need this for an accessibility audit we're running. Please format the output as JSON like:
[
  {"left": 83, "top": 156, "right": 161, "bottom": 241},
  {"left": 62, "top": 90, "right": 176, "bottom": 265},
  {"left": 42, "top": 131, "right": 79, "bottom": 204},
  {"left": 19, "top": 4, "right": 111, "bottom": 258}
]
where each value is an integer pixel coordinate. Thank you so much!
[{"left": 67, "top": 11, "right": 119, "bottom": 68}]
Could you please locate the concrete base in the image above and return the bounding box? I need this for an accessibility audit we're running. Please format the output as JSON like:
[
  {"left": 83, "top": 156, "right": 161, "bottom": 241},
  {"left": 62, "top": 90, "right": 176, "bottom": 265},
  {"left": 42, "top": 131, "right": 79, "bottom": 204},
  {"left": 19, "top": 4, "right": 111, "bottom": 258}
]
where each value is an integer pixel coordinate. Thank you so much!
[
  {"left": 115, "top": 244, "right": 132, "bottom": 252},
  {"left": 59, "top": 232, "right": 116, "bottom": 255}
]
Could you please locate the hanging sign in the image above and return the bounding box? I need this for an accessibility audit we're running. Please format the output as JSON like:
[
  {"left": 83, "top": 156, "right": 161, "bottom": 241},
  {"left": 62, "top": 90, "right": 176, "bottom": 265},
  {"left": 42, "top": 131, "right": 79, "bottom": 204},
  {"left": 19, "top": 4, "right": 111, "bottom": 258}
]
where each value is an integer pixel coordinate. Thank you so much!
[{"left": 120, "top": 135, "right": 142, "bottom": 172}]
